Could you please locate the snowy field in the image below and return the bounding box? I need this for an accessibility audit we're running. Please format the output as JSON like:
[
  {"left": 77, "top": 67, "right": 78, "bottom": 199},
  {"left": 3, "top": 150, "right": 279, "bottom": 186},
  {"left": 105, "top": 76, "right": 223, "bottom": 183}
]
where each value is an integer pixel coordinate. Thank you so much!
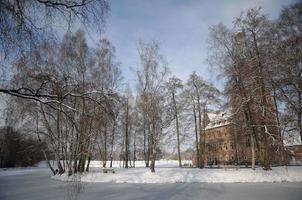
[
  {"left": 52, "top": 160, "right": 302, "bottom": 183},
  {"left": 0, "top": 167, "right": 48, "bottom": 177}
]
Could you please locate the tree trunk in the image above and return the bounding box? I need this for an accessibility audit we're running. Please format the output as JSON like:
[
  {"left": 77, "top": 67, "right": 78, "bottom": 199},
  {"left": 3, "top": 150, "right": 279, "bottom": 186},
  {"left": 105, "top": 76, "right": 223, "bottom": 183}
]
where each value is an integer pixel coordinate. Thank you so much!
[
  {"left": 232, "top": 62, "right": 261, "bottom": 170},
  {"left": 145, "top": 123, "right": 151, "bottom": 167},
  {"left": 251, "top": 134, "right": 256, "bottom": 170},
  {"left": 36, "top": 115, "right": 56, "bottom": 175},
  {"left": 56, "top": 153, "right": 64, "bottom": 174},
  {"left": 103, "top": 126, "right": 107, "bottom": 168},
  {"left": 133, "top": 130, "right": 137, "bottom": 168},
  {"left": 120, "top": 130, "right": 125, "bottom": 168},
  {"left": 110, "top": 119, "right": 116, "bottom": 168},
  {"left": 150, "top": 158, "right": 155, "bottom": 172},
  {"left": 202, "top": 106, "right": 207, "bottom": 166},
  {"left": 272, "top": 84, "right": 286, "bottom": 166},
  {"left": 149, "top": 122, "right": 156, "bottom": 173},
  {"left": 150, "top": 141, "right": 156, "bottom": 173},
  {"left": 86, "top": 156, "right": 91, "bottom": 172},
  {"left": 143, "top": 120, "right": 148, "bottom": 167},
  {"left": 73, "top": 159, "right": 78, "bottom": 173},
  {"left": 298, "top": 91, "right": 302, "bottom": 143},
  {"left": 193, "top": 100, "right": 200, "bottom": 168},
  {"left": 252, "top": 31, "right": 271, "bottom": 170},
  {"left": 197, "top": 95, "right": 204, "bottom": 167},
  {"left": 172, "top": 92, "right": 182, "bottom": 167},
  {"left": 125, "top": 99, "right": 129, "bottom": 169}
]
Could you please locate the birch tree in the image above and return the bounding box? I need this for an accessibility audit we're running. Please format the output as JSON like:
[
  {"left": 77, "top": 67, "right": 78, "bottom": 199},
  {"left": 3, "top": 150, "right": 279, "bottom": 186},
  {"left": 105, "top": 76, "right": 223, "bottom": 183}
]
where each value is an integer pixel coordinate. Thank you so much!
[
  {"left": 166, "top": 77, "right": 183, "bottom": 167},
  {"left": 136, "top": 41, "right": 169, "bottom": 172}
]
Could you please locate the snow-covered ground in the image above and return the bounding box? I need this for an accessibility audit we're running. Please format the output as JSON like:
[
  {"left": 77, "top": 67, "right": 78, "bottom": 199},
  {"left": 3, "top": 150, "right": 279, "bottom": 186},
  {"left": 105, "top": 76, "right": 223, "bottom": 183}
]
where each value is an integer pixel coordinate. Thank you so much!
[
  {"left": 52, "top": 160, "right": 302, "bottom": 183},
  {"left": 0, "top": 167, "right": 48, "bottom": 177}
]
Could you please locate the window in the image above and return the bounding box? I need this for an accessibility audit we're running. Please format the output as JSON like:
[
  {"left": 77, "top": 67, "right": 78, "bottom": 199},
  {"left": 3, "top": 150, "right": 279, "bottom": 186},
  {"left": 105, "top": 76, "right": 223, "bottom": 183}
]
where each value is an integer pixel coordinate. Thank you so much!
[
  {"left": 231, "top": 143, "right": 234, "bottom": 149},
  {"left": 224, "top": 143, "right": 228, "bottom": 150}
]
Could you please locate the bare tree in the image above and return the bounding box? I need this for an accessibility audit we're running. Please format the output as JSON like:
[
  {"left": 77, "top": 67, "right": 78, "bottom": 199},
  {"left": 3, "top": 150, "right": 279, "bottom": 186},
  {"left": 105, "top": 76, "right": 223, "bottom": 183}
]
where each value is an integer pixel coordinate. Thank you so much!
[
  {"left": 184, "top": 72, "right": 220, "bottom": 167},
  {"left": 269, "top": 3, "right": 302, "bottom": 144},
  {"left": 136, "top": 41, "right": 169, "bottom": 172},
  {"left": 0, "top": 0, "right": 110, "bottom": 105},
  {"left": 166, "top": 77, "right": 183, "bottom": 167},
  {"left": 121, "top": 85, "right": 134, "bottom": 168},
  {"left": 208, "top": 7, "right": 284, "bottom": 170},
  {"left": 0, "top": 0, "right": 109, "bottom": 58}
]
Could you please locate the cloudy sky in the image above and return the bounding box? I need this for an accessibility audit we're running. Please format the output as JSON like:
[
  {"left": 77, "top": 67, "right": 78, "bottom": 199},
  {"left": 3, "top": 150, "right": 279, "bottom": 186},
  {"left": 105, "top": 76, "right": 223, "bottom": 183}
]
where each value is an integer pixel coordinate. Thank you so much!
[{"left": 91, "top": 0, "right": 298, "bottom": 89}]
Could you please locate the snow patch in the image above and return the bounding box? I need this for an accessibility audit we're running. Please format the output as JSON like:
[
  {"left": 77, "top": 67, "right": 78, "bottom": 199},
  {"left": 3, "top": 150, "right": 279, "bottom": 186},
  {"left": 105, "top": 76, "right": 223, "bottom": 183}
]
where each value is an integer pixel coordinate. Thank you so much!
[{"left": 52, "top": 160, "right": 302, "bottom": 183}]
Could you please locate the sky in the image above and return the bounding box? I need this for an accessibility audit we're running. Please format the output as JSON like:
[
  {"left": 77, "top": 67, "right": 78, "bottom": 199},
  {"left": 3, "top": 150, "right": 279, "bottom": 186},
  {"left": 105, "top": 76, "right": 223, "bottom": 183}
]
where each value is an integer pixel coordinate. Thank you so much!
[
  {"left": 88, "top": 0, "right": 299, "bottom": 90},
  {"left": 0, "top": 0, "right": 300, "bottom": 151},
  {"left": 0, "top": 0, "right": 299, "bottom": 127}
]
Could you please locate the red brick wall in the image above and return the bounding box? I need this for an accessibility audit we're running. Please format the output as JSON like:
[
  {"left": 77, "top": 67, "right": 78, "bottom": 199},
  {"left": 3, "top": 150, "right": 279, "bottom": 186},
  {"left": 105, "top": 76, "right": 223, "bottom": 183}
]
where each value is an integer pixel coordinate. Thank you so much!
[{"left": 286, "top": 145, "right": 302, "bottom": 161}]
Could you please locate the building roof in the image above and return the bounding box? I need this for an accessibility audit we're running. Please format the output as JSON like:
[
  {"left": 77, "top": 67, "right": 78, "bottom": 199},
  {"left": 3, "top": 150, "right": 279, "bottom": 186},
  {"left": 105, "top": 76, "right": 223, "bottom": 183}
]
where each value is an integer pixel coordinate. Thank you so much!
[{"left": 205, "top": 111, "right": 232, "bottom": 130}]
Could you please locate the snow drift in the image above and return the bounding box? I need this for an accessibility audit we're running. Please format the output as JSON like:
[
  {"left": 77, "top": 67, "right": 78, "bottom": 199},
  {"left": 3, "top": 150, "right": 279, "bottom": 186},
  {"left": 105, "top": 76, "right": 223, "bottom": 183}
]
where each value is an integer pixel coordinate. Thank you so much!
[{"left": 52, "top": 160, "right": 302, "bottom": 183}]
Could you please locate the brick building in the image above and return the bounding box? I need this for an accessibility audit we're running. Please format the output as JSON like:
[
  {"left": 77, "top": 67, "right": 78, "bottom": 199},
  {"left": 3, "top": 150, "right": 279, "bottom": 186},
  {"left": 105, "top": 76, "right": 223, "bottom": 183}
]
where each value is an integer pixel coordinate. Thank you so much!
[
  {"left": 202, "top": 111, "right": 250, "bottom": 165},
  {"left": 201, "top": 109, "right": 282, "bottom": 166},
  {"left": 193, "top": 32, "right": 284, "bottom": 167},
  {"left": 286, "top": 145, "right": 302, "bottom": 163},
  {"left": 203, "top": 111, "right": 236, "bottom": 165}
]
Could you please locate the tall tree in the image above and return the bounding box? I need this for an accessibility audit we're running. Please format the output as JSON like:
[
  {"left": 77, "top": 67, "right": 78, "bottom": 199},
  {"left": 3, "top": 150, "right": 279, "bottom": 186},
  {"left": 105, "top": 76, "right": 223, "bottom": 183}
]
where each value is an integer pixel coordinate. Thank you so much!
[
  {"left": 270, "top": 3, "right": 302, "bottom": 143},
  {"left": 167, "top": 77, "right": 183, "bottom": 167},
  {"left": 208, "top": 7, "right": 283, "bottom": 170},
  {"left": 136, "top": 41, "right": 169, "bottom": 172},
  {"left": 0, "top": 0, "right": 109, "bottom": 102},
  {"left": 185, "top": 72, "right": 220, "bottom": 167}
]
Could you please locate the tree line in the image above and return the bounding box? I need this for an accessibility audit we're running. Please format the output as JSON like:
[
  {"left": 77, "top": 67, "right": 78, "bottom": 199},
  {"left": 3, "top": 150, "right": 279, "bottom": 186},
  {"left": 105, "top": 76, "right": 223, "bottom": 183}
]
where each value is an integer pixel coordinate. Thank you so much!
[
  {"left": 0, "top": 1, "right": 301, "bottom": 173},
  {"left": 0, "top": 29, "right": 220, "bottom": 173}
]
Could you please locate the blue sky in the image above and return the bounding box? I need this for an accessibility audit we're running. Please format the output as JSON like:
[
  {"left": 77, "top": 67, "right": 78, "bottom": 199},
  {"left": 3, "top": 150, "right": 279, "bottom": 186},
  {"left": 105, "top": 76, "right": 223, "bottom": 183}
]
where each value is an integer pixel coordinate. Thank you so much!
[{"left": 89, "top": 0, "right": 298, "bottom": 90}]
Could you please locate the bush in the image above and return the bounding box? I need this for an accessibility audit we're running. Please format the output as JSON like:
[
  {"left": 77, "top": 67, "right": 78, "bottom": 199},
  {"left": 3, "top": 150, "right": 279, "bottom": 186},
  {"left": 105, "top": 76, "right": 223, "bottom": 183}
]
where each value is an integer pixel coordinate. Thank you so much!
[{"left": 0, "top": 126, "right": 46, "bottom": 168}]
